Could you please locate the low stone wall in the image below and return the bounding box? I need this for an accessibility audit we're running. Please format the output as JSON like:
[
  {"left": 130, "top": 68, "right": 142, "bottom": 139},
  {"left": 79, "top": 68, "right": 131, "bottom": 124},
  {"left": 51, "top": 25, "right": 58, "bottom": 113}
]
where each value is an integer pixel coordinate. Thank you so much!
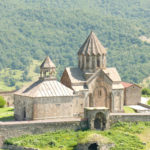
[
  {"left": 0, "top": 119, "right": 87, "bottom": 140},
  {"left": 0, "top": 90, "right": 16, "bottom": 106},
  {"left": 110, "top": 113, "right": 150, "bottom": 125},
  {"left": 1, "top": 113, "right": 150, "bottom": 148},
  {"left": 2, "top": 145, "right": 38, "bottom": 150},
  {"left": 138, "top": 103, "right": 150, "bottom": 109}
]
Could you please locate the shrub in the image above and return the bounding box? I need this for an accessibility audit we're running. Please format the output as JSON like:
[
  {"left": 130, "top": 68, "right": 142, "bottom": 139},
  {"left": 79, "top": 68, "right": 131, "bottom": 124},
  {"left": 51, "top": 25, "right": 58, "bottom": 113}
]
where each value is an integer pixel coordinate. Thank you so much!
[
  {"left": 142, "top": 88, "right": 150, "bottom": 96},
  {"left": 0, "top": 96, "right": 6, "bottom": 108}
]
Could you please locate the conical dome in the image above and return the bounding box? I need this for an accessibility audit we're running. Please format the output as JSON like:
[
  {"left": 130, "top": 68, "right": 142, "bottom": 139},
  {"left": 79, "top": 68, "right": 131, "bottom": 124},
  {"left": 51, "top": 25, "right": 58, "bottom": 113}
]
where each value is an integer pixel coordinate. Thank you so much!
[
  {"left": 40, "top": 56, "right": 55, "bottom": 69},
  {"left": 78, "top": 32, "right": 107, "bottom": 74},
  {"left": 78, "top": 31, "right": 106, "bottom": 56}
]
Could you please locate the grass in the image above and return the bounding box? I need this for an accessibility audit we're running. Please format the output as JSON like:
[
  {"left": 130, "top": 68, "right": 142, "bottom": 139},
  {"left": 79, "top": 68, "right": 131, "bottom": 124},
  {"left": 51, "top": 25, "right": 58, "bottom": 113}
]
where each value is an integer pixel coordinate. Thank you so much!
[
  {"left": 137, "top": 128, "right": 150, "bottom": 150},
  {"left": 0, "top": 60, "right": 41, "bottom": 92},
  {"left": 0, "top": 107, "right": 14, "bottom": 121},
  {"left": 123, "top": 106, "right": 136, "bottom": 113},
  {"left": 5, "top": 122, "right": 150, "bottom": 150},
  {"left": 147, "top": 100, "right": 150, "bottom": 105},
  {"left": 142, "top": 95, "right": 150, "bottom": 98}
]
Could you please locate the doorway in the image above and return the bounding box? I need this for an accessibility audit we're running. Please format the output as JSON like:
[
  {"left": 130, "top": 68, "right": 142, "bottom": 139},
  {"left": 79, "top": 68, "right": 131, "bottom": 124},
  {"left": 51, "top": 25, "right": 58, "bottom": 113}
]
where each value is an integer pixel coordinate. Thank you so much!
[
  {"left": 94, "top": 112, "right": 106, "bottom": 130},
  {"left": 88, "top": 143, "right": 98, "bottom": 150}
]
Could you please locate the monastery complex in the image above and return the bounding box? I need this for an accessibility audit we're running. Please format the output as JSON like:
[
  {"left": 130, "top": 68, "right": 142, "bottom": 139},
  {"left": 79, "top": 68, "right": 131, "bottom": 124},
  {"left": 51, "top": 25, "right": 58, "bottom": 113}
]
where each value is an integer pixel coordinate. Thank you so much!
[{"left": 14, "top": 32, "right": 142, "bottom": 130}]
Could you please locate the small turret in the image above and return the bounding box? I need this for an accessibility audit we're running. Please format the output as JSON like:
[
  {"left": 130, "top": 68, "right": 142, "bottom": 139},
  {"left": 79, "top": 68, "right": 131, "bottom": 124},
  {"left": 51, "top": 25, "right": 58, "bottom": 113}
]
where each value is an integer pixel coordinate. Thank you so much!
[{"left": 39, "top": 56, "right": 56, "bottom": 80}]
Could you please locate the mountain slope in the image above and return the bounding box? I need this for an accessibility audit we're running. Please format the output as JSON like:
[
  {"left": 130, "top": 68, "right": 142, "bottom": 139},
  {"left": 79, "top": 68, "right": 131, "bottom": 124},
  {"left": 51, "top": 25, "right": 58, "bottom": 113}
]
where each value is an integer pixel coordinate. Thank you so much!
[{"left": 0, "top": 0, "right": 150, "bottom": 90}]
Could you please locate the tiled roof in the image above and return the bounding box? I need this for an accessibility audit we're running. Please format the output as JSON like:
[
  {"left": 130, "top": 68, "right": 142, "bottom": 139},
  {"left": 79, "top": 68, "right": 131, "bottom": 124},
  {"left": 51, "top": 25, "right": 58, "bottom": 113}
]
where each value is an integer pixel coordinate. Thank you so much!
[
  {"left": 15, "top": 80, "right": 73, "bottom": 97},
  {"left": 121, "top": 82, "right": 141, "bottom": 88},
  {"left": 40, "top": 56, "right": 55, "bottom": 68},
  {"left": 121, "top": 82, "right": 133, "bottom": 88},
  {"left": 78, "top": 31, "right": 106, "bottom": 55}
]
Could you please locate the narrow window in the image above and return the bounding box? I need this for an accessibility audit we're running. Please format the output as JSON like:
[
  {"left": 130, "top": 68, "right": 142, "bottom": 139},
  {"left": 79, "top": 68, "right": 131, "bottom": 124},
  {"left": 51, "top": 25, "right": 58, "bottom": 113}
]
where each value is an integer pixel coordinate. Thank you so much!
[
  {"left": 98, "top": 90, "right": 102, "bottom": 97},
  {"left": 97, "top": 56, "right": 100, "bottom": 67},
  {"left": 23, "top": 107, "right": 26, "bottom": 120}
]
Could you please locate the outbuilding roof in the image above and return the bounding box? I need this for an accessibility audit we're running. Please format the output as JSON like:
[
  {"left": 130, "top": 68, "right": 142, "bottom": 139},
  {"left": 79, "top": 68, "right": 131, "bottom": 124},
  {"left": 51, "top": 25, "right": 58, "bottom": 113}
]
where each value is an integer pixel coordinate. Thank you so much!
[
  {"left": 15, "top": 80, "right": 73, "bottom": 97},
  {"left": 121, "top": 82, "right": 133, "bottom": 88},
  {"left": 78, "top": 31, "right": 107, "bottom": 55},
  {"left": 121, "top": 82, "right": 141, "bottom": 88}
]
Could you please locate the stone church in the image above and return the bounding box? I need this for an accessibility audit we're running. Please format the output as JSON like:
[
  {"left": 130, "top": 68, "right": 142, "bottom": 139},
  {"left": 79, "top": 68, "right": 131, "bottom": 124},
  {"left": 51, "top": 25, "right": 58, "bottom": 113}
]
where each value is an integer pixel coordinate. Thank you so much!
[{"left": 14, "top": 31, "right": 141, "bottom": 121}]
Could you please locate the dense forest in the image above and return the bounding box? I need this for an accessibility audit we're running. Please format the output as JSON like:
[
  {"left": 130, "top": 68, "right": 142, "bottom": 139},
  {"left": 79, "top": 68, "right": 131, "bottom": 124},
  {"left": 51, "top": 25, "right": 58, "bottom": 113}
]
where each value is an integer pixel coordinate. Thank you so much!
[{"left": 0, "top": 0, "right": 150, "bottom": 90}]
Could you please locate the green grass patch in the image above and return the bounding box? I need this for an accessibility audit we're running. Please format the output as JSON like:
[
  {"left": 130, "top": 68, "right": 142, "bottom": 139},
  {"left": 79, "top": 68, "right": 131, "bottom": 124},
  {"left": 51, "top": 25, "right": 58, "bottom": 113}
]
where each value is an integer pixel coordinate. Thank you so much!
[
  {"left": 0, "top": 107, "right": 14, "bottom": 121},
  {"left": 5, "top": 122, "right": 150, "bottom": 150},
  {"left": 124, "top": 106, "right": 136, "bottom": 113},
  {"left": 147, "top": 100, "right": 150, "bottom": 105}
]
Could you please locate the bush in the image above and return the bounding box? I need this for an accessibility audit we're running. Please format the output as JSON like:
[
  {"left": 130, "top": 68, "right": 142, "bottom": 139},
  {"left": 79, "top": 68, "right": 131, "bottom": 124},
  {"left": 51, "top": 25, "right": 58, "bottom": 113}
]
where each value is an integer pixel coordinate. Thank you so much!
[
  {"left": 0, "top": 96, "right": 6, "bottom": 108},
  {"left": 142, "top": 88, "right": 150, "bottom": 96}
]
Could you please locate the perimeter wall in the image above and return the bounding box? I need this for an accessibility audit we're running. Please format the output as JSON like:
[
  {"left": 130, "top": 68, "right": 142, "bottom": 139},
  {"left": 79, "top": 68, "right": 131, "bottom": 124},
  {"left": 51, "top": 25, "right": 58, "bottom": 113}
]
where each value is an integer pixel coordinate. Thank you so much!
[{"left": 0, "top": 113, "right": 150, "bottom": 147}]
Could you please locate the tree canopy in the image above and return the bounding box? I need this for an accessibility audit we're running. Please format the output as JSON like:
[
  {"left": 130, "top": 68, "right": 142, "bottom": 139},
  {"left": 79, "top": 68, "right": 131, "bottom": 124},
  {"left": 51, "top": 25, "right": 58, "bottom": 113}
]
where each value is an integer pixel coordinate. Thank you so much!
[{"left": 0, "top": 0, "right": 150, "bottom": 89}]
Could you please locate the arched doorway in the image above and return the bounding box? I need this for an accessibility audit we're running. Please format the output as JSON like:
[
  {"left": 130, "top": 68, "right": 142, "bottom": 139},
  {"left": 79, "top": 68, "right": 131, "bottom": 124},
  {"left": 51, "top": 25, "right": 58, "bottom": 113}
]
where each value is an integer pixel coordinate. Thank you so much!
[
  {"left": 94, "top": 112, "right": 106, "bottom": 130},
  {"left": 93, "top": 86, "right": 107, "bottom": 107},
  {"left": 88, "top": 143, "right": 98, "bottom": 150}
]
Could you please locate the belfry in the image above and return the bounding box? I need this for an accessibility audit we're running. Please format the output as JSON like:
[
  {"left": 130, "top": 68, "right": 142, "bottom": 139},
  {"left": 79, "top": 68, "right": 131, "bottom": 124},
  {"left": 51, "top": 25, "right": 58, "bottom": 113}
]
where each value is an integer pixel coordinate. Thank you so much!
[{"left": 78, "top": 31, "right": 107, "bottom": 73}]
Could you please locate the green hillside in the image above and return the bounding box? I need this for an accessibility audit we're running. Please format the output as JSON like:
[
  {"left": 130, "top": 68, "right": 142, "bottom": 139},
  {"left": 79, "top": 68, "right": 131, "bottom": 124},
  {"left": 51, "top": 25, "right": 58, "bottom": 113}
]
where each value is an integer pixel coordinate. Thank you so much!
[{"left": 0, "top": 0, "right": 150, "bottom": 90}]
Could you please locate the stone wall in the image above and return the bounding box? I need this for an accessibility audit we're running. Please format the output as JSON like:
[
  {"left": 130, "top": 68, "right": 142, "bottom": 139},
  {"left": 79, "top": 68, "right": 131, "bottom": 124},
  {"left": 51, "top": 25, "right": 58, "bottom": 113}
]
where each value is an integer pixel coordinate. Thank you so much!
[
  {"left": 124, "top": 85, "right": 141, "bottom": 105},
  {"left": 112, "top": 89, "right": 124, "bottom": 112},
  {"left": 0, "top": 90, "right": 16, "bottom": 106},
  {"left": 110, "top": 113, "right": 150, "bottom": 125},
  {"left": 87, "top": 70, "right": 112, "bottom": 110},
  {"left": 0, "top": 113, "right": 150, "bottom": 148},
  {"left": 138, "top": 103, "right": 150, "bottom": 109},
  {"left": 0, "top": 119, "right": 87, "bottom": 140},
  {"left": 60, "top": 69, "right": 72, "bottom": 90},
  {"left": 14, "top": 95, "right": 84, "bottom": 121},
  {"left": 2, "top": 145, "right": 38, "bottom": 150}
]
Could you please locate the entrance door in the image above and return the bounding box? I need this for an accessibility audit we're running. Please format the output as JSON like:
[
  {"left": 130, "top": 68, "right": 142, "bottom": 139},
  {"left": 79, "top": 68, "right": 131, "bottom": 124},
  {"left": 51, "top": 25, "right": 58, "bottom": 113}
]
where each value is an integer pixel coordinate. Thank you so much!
[
  {"left": 93, "top": 87, "right": 107, "bottom": 107},
  {"left": 94, "top": 112, "right": 106, "bottom": 130}
]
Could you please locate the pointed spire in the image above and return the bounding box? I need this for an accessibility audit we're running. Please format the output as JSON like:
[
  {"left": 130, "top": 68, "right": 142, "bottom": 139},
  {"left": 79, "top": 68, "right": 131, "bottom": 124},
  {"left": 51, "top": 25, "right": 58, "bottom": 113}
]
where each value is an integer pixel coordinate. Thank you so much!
[
  {"left": 40, "top": 56, "right": 56, "bottom": 69},
  {"left": 78, "top": 31, "right": 107, "bottom": 56}
]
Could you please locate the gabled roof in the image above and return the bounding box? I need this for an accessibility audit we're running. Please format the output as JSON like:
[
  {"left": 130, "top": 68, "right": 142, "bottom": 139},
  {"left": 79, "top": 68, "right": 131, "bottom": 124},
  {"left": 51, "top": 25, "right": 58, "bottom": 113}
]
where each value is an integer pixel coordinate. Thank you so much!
[
  {"left": 78, "top": 31, "right": 107, "bottom": 55},
  {"left": 15, "top": 80, "right": 73, "bottom": 97},
  {"left": 103, "top": 68, "right": 121, "bottom": 82},
  {"left": 64, "top": 67, "right": 86, "bottom": 85},
  {"left": 61, "top": 67, "right": 87, "bottom": 92},
  {"left": 40, "top": 56, "right": 56, "bottom": 69}
]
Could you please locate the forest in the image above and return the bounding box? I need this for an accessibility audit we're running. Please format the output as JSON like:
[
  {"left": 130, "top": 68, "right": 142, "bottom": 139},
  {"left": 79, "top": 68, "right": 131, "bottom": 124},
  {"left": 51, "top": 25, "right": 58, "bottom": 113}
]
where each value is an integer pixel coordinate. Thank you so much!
[{"left": 0, "top": 0, "right": 150, "bottom": 90}]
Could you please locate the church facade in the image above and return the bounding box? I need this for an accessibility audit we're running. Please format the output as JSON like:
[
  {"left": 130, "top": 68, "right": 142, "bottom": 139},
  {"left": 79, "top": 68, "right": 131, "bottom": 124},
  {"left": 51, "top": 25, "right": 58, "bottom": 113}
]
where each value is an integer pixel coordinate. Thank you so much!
[
  {"left": 61, "top": 31, "right": 124, "bottom": 113},
  {"left": 14, "top": 32, "right": 141, "bottom": 121}
]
